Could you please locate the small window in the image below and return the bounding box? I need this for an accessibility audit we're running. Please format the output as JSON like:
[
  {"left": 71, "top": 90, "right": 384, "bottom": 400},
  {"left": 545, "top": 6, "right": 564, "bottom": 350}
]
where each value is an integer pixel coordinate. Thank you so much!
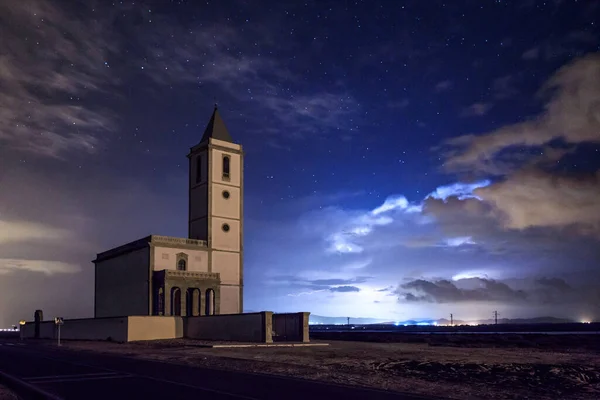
[
  {"left": 222, "top": 190, "right": 230, "bottom": 199},
  {"left": 196, "top": 155, "right": 202, "bottom": 183},
  {"left": 177, "top": 259, "right": 186, "bottom": 271},
  {"left": 222, "top": 155, "right": 230, "bottom": 180},
  {"left": 222, "top": 223, "right": 230, "bottom": 232}
]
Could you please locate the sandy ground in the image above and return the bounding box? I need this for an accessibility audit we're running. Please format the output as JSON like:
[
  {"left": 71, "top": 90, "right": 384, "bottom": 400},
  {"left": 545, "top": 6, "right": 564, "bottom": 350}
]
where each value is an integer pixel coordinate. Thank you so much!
[
  {"left": 33, "top": 335, "right": 600, "bottom": 400},
  {"left": 0, "top": 385, "right": 19, "bottom": 400}
]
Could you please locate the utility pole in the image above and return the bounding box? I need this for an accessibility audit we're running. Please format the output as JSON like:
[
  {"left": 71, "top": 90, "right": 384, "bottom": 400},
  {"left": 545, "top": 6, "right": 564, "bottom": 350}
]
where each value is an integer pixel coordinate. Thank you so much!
[
  {"left": 493, "top": 311, "right": 499, "bottom": 325},
  {"left": 450, "top": 313, "right": 453, "bottom": 327},
  {"left": 347, "top": 317, "right": 350, "bottom": 330}
]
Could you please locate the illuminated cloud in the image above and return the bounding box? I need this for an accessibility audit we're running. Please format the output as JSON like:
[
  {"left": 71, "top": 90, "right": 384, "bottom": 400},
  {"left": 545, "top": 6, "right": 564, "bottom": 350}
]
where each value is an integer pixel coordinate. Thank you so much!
[
  {"left": 443, "top": 237, "right": 475, "bottom": 247},
  {"left": 329, "top": 286, "right": 361, "bottom": 293},
  {"left": 0, "top": 220, "right": 72, "bottom": 244},
  {"left": 427, "top": 180, "right": 491, "bottom": 201}
]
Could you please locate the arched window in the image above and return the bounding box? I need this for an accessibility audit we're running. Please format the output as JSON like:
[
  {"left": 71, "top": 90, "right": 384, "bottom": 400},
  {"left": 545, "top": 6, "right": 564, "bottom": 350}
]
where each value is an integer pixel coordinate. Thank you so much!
[
  {"left": 195, "top": 155, "right": 202, "bottom": 183},
  {"left": 222, "top": 155, "right": 230, "bottom": 179},
  {"left": 177, "top": 259, "right": 186, "bottom": 271}
]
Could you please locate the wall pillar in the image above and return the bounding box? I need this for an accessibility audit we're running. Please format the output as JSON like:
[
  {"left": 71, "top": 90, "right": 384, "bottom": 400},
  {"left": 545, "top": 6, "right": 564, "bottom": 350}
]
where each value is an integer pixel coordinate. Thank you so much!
[
  {"left": 261, "top": 311, "right": 273, "bottom": 343},
  {"left": 298, "top": 312, "right": 310, "bottom": 343},
  {"left": 214, "top": 286, "right": 221, "bottom": 315},
  {"left": 180, "top": 286, "right": 187, "bottom": 317}
]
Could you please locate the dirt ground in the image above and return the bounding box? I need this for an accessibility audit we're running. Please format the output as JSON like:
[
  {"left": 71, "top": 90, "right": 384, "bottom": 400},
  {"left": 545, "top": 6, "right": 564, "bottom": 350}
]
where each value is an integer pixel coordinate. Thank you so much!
[
  {"left": 0, "top": 385, "right": 19, "bottom": 400},
  {"left": 35, "top": 334, "right": 600, "bottom": 400}
]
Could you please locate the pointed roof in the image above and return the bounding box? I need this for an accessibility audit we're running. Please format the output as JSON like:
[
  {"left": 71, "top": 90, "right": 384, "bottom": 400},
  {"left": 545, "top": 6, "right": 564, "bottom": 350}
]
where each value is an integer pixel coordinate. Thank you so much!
[{"left": 199, "top": 105, "right": 234, "bottom": 143}]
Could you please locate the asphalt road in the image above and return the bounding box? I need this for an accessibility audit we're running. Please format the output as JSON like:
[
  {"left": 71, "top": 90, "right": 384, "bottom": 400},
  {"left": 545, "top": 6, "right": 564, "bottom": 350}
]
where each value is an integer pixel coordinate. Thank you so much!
[{"left": 0, "top": 340, "right": 436, "bottom": 400}]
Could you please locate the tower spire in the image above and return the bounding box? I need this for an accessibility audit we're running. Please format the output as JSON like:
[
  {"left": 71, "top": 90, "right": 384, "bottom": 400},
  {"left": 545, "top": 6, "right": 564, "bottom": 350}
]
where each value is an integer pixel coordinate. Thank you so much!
[{"left": 199, "top": 105, "right": 233, "bottom": 143}]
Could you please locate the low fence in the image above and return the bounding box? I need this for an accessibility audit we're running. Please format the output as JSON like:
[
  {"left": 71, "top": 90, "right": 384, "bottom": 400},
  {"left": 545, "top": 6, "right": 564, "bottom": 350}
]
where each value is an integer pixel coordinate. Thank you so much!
[
  {"left": 19, "top": 311, "right": 311, "bottom": 343},
  {"left": 21, "top": 317, "right": 129, "bottom": 342}
]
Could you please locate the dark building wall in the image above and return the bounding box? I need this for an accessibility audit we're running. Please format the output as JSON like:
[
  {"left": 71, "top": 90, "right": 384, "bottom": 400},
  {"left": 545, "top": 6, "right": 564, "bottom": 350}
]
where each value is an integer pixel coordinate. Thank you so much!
[{"left": 95, "top": 247, "right": 150, "bottom": 317}]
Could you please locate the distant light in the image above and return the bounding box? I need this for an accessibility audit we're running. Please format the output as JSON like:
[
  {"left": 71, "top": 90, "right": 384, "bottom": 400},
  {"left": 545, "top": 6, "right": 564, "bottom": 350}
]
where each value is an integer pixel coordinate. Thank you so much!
[{"left": 581, "top": 320, "right": 591, "bottom": 324}]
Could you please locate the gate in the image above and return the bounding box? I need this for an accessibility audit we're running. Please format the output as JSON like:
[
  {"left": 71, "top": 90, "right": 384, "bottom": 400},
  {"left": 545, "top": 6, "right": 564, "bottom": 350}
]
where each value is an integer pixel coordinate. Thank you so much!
[{"left": 272, "top": 313, "right": 301, "bottom": 342}]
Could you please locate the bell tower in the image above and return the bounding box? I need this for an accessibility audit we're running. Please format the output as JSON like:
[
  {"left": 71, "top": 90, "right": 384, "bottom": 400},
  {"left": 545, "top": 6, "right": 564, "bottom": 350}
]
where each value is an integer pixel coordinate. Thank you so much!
[{"left": 187, "top": 106, "right": 244, "bottom": 313}]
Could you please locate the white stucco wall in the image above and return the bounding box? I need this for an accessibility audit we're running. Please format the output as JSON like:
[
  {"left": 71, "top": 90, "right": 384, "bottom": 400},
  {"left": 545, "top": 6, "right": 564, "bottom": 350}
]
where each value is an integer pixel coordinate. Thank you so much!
[
  {"left": 211, "top": 250, "right": 239, "bottom": 285},
  {"left": 219, "top": 285, "right": 241, "bottom": 314},
  {"left": 152, "top": 246, "right": 209, "bottom": 272}
]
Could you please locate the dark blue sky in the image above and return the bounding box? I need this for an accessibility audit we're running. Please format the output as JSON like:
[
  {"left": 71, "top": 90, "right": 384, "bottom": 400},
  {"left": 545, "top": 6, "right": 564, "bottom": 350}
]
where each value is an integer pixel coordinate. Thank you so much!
[{"left": 1, "top": 0, "right": 599, "bottom": 326}]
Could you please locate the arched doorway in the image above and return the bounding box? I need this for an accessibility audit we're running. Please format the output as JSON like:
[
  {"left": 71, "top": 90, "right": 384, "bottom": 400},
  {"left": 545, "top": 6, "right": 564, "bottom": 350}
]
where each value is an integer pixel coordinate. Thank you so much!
[
  {"left": 157, "top": 287, "right": 164, "bottom": 315},
  {"left": 185, "top": 288, "right": 201, "bottom": 316},
  {"left": 205, "top": 289, "right": 215, "bottom": 315},
  {"left": 171, "top": 287, "right": 181, "bottom": 316}
]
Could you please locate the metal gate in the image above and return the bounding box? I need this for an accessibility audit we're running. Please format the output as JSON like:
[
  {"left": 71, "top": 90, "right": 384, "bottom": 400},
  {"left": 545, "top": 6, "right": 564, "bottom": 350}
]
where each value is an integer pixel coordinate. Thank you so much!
[{"left": 272, "top": 313, "right": 301, "bottom": 342}]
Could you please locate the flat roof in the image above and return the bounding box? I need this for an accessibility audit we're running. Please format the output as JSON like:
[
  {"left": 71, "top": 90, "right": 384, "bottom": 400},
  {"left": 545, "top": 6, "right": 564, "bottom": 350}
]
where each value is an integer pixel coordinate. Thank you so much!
[{"left": 94, "top": 235, "right": 208, "bottom": 263}]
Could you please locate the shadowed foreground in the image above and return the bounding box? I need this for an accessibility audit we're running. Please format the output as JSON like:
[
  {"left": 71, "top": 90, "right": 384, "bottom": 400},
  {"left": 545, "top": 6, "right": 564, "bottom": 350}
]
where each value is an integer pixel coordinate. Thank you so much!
[{"left": 0, "top": 340, "right": 433, "bottom": 400}]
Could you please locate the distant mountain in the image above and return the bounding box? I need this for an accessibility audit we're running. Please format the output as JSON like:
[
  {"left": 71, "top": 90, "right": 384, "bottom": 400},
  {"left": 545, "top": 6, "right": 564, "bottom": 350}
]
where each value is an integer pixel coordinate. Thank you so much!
[
  {"left": 309, "top": 315, "right": 577, "bottom": 326},
  {"left": 309, "top": 315, "right": 390, "bottom": 325},
  {"left": 474, "top": 316, "right": 576, "bottom": 325}
]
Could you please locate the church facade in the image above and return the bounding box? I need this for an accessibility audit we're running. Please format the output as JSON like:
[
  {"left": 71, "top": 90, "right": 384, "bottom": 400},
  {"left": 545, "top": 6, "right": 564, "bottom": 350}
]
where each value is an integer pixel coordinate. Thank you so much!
[{"left": 93, "top": 107, "right": 244, "bottom": 318}]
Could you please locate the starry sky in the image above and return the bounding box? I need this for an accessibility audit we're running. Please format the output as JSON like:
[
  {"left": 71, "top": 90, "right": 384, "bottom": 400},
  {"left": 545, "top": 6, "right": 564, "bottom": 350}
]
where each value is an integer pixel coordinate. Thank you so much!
[{"left": 1, "top": 0, "right": 600, "bottom": 327}]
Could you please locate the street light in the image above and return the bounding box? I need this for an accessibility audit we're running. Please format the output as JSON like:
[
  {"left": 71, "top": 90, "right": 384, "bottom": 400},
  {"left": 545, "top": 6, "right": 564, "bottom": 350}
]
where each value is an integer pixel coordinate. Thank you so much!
[{"left": 54, "top": 317, "right": 64, "bottom": 346}]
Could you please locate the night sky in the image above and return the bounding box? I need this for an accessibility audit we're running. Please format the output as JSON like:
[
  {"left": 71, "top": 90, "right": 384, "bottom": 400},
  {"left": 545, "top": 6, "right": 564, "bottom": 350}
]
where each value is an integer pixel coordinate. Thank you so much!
[{"left": 1, "top": 0, "right": 599, "bottom": 327}]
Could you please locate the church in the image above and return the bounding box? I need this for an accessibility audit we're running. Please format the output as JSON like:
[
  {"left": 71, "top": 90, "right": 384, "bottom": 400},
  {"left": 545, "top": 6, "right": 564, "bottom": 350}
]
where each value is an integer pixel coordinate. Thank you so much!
[
  {"left": 23, "top": 107, "right": 310, "bottom": 343},
  {"left": 93, "top": 106, "right": 244, "bottom": 318}
]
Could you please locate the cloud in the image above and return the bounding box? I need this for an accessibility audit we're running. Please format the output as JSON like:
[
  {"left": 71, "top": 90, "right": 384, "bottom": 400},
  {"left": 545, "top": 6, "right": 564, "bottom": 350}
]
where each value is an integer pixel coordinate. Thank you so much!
[
  {"left": 0, "top": 259, "right": 80, "bottom": 275},
  {"left": 474, "top": 169, "right": 600, "bottom": 235},
  {"left": 491, "top": 75, "right": 518, "bottom": 99},
  {"left": 0, "top": 164, "right": 188, "bottom": 326},
  {"left": 399, "top": 278, "right": 527, "bottom": 303},
  {"left": 443, "top": 53, "right": 600, "bottom": 174},
  {"left": 0, "top": 0, "right": 358, "bottom": 158},
  {"left": 435, "top": 80, "right": 453, "bottom": 92},
  {"left": 0, "top": 0, "right": 117, "bottom": 158},
  {"left": 388, "top": 99, "right": 410, "bottom": 109},
  {"left": 434, "top": 54, "right": 600, "bottom": 237},
  {"left": 257, "top": 91, "right": 360, "bottom": 138},
  {"left": 0, "top": 220, "right": 72, "bottom": 244},
  {"left": 461, "top": 102, "right": 493, "bottom": 117},
  {"left": 427, "top": 180, "right": 491, "bottom": 201},
  {"left": 330, "top": 286, "right": 361, "bottom": 293},
  {"left": 246, "top": 173, "right": 600, "bottom": 321},
  {"left": 522, "top": 47, "right": 540, "bottom": 60},
  {"left": 397, "top": 276, "right": 600, "bottom": 311}
]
